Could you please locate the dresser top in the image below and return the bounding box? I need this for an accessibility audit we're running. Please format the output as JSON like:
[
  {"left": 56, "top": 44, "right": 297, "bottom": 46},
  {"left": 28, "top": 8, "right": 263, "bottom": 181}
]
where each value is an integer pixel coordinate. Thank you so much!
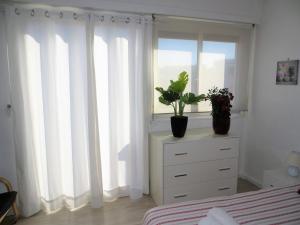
[{"left": 150, "top": 128, "right": 239, "bottom": 144}]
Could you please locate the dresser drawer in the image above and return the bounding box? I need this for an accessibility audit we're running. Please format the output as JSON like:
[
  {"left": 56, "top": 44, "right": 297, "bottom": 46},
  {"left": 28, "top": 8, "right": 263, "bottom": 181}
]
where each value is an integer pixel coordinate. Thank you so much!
[
  {"left": 164, "top": 158, "right": 237, "bottom": 188},
  {"left": 164, "top": 138, "right": 239, "bottom": 166},
  {"left": 164, "top": 178, "right": 237, "bottom": 204}
]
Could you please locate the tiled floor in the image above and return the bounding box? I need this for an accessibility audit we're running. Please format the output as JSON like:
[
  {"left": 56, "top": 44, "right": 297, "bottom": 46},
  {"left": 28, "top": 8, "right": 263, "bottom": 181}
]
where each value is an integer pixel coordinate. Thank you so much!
[{"left": 16, "top": 178, "right": 259, "bottom": 225}]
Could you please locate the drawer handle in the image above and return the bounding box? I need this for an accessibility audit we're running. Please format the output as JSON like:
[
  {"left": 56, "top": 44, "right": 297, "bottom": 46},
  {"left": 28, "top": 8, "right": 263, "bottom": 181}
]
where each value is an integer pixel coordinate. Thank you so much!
[
  {"left": 219, "top": 147, "right": 231, "bottom": 151},
  {"left": 219, "top": 167, "right": 231, "bottom": 171},
  {"left": 174, "top": 174, "right": 187, "bottom": 178},
  {"left": 174, "top": 194, "right": 187, "bottom": 199},
  {"left": 175, "top": 153, "right": 188, "bottom": 156},
  {"left": 218, "top": 187, "right": 231, "bottom": 191}
]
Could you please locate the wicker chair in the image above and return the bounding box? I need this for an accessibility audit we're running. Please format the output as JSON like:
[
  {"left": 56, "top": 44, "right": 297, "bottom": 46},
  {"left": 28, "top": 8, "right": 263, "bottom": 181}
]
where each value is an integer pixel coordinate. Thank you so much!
[{"left": 0, "top": 177, "right": 19, "bottom": 224}]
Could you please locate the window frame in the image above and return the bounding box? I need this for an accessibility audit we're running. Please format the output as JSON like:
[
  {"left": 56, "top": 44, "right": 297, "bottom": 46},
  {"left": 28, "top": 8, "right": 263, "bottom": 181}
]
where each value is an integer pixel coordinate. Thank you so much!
[
  {"left": 155, "top": 31, "right": 200, "bottom": 113},
  {"left": 152, "top": 17, "right": 251, "bottom": 117}
]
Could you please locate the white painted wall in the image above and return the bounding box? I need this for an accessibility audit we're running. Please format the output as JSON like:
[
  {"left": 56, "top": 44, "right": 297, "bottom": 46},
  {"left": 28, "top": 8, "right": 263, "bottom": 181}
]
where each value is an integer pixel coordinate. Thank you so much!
[
  {"left": 243, "top": 0, "right": 300, "bottom": 185},
  {"left": 16, "top": 0, "right": 263, "bottom": 24}
]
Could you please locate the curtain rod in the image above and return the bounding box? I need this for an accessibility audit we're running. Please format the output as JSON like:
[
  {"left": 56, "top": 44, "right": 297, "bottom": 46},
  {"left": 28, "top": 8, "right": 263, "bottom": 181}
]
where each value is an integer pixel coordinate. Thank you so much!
[
  {"left": 152, "top": 14, "right": 255, "bottom": 27},
  {"left": 1, "top": 1, "right": 254, "bottom": 26},
  {"left": 0, "top": 0, "right": 153, "bottom": 17}
]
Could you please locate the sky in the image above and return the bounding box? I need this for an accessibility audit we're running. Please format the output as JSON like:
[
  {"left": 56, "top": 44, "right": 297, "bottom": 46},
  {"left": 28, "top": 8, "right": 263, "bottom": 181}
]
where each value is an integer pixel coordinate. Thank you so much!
[{"left": 158, "top": 38, "right": 236, "bottom": 66}]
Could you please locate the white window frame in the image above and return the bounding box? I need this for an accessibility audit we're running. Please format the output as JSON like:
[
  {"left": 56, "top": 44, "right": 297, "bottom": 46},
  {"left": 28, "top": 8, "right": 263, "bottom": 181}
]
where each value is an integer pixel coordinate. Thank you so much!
[{"left": 152, "top": 16, "right": 252, "bottom": 117}]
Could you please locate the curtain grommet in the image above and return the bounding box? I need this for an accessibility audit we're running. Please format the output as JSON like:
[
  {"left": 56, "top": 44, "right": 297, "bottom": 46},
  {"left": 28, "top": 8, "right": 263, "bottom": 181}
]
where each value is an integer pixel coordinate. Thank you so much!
[
  {"left": 59, "top": 12, "right": 63, "bottom": 18},
  {"left": 100, "top": 15, "right": 104, "bottom": 22},
  {"left": 45, "top": 11, "right": 50, "bottom": 18},
  {"left": 125, "top": 17, "right": 130, "bottom": 24},
  {"left": 73, "top": 13, "right": 78, "bottom": 20},
  {"left": 15, "top": 8, "right": 20, "bottom": 15},
  {"left": 111, "top": 16, "right": 115, "bottom": 22},
  {"left": 31, "top": 9, "right": 35, "bottom": 17}
]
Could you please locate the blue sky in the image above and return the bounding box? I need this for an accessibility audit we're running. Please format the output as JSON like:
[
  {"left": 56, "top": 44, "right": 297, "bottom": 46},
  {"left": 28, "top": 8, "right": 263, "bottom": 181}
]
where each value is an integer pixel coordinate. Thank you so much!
[
  {"left": 203, "top": 41, "right": 236, "bottom": 59},
  {"left": 158, "top": 38, "right": 236, "bottom": 65}
]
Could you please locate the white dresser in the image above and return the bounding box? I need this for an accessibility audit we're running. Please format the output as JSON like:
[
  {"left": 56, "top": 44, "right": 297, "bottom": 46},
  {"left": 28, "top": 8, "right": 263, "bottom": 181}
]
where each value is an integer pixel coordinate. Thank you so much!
[{"left": 150, "top": 128, "right": 239, "bottom": 205}]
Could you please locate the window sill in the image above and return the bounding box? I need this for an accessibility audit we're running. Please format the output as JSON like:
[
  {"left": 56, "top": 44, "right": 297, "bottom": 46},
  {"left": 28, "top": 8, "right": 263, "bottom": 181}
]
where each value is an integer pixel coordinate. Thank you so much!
[{"left": 151, "top": 111, "right": 247, "bottom": 124}]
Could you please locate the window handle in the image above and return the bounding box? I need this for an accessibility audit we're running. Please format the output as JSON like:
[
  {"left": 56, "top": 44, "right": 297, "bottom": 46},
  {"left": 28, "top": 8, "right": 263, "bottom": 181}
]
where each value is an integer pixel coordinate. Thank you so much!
[
  {"left": 175, "top": 153, "right": 188, "bottom": 156},
  {"left": 218, "top": 187, "right": 231, "bottom": 191},
  {"left": 219, "top": 168, "right": 231, "bottom": 171},
  {"left": 219, "top": 147, "right": 231, "bottom": 151},
  {"left": 174, "top": 174, "right": 187, "bottom": 178},
  {"left": 174, "top": 194, "right": 187, "bottom": 199}
]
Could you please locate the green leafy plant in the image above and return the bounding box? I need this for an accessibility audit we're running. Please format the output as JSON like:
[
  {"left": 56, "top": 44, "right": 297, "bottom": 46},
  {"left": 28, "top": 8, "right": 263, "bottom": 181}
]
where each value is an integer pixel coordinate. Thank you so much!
[{"left": 155, "top": 71, "right": 205, "bottom": 116}]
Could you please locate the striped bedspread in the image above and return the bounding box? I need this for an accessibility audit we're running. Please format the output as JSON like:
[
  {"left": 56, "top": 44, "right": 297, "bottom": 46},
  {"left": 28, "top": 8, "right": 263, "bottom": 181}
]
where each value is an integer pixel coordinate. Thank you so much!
[{"left": 143, "top": 184, "right": 300, "bottom": 225}]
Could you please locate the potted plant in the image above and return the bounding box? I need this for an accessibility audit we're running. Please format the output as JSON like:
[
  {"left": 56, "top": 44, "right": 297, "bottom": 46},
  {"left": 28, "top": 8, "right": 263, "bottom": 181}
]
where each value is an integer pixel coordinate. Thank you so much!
[
  {"left": 206, "top": 87, "right": 234, "bottom": 135},
  {"left": 155, "top": 71, "right": 205, "bottom": 138}
]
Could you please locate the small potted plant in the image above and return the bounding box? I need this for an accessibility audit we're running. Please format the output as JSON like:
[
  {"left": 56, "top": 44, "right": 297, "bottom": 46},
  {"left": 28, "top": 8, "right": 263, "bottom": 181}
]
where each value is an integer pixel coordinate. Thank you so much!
[
  {"left": 206, "top": 87, "right": 234, "bottom": 135},
  {"left": 155, "top": 71, "right": 205, "bottom": 137}
]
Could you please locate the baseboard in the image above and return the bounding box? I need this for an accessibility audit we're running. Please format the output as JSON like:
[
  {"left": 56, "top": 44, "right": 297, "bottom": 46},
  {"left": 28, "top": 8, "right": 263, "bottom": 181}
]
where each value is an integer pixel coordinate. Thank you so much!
[{"left": 239, "top": 172, "right": 263, "bottom": 188}]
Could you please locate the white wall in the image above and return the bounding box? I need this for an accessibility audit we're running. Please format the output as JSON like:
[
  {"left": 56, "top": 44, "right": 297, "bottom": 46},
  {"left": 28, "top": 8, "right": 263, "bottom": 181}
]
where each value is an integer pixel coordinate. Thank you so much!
[
  {"left": 0, "top": 12, "right": 18, "bottom": 190},
  {"left": 16, "top": 0, "right": 263, "bottom": 24},
  {"left": 243, "top": 0, "right": 300, "bottom": 185}
]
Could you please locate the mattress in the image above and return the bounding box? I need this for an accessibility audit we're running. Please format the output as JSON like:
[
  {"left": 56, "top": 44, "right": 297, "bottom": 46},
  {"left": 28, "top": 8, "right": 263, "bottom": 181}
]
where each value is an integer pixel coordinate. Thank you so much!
[{"left": 143, "top": 184, "right": 300, "bottom": 225}]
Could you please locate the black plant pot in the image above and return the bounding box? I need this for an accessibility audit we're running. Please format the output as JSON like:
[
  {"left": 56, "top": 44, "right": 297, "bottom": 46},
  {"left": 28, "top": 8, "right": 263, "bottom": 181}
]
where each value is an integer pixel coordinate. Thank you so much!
[
  {"left": 213, "top": 117, "right": 230, "bottom": 135},
  {"left": 171, "top": 116, "right": 188, "bottom": 138}
]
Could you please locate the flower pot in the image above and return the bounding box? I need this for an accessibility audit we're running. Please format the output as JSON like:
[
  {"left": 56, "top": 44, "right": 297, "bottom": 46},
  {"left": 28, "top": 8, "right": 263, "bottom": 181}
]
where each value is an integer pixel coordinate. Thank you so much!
[
  {"left": 171, "top": 116, "right": 188, "bottom": 138},
  {"left": 213, "top": 117, "right": 230, "bottom": 135}
]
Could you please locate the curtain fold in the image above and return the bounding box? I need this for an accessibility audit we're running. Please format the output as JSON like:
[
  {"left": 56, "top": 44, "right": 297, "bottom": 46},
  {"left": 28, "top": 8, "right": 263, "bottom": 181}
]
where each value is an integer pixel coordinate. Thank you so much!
[
  {"left": 5, "top": 5, "right": 151, "bottom": 216},
  {"left": 86, "top": 16, "right": 104, "bottom": 208}
]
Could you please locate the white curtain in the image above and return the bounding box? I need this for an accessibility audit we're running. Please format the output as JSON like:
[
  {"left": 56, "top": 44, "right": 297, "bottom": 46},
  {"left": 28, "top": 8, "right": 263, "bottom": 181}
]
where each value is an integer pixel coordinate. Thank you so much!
[
  {"left": 92, "top": 14, "right": 151, "bottom": 201},
  {"left": 5, "top": 5, "right": 151, "bottom": 216},
  {"left": 6, "top": 7, "right": 94, "bottom": 216}
]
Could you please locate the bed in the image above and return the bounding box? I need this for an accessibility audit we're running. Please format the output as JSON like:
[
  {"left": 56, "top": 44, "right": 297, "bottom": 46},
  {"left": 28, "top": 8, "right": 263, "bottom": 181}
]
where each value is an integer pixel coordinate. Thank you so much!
[{"left": 143, "top": 184, "right": 300, "bottom": 225}]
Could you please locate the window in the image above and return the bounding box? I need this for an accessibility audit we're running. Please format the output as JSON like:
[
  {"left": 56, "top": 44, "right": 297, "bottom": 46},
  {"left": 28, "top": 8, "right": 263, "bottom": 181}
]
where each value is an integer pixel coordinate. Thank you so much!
[
  {"left": 155, "top": 38, "right": 197, "bottom": 113},
  {"left": 153, "top": 18, "right": 251, "bottom": 114},
  {"left": 198, "top": 41, "right": 236, "bottom": 112}
]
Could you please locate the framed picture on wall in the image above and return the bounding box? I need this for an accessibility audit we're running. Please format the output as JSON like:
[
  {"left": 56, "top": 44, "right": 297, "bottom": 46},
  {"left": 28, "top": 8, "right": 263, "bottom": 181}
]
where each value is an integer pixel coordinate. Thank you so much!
[{"left": 276, "top": 60, "right": 299, "bottom": 85}]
